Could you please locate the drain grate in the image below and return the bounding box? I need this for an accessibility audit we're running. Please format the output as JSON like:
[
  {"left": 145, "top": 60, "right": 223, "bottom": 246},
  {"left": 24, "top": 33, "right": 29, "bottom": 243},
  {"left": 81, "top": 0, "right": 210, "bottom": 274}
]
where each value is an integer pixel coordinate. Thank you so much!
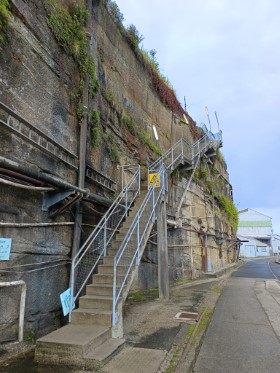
[{"left": 174, "top": 311, "right": 200, "bottom": 323}]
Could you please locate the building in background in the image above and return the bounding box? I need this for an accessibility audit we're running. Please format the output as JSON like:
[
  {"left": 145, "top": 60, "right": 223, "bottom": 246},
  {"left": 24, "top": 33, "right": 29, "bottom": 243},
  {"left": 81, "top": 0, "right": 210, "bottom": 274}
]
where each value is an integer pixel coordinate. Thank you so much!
[
  {"left": 237, "top": 209, "right": 273, "bottom": 258},
  {"left": 271, "top": 234, "right": 280, "bottom": 255}
]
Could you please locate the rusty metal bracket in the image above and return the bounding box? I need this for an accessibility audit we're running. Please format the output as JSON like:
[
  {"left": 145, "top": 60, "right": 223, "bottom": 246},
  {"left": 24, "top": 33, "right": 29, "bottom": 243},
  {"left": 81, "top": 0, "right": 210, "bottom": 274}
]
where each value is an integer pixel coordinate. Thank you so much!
[{"left": 42, "top": 190, "right": 75, "bottom": 211}]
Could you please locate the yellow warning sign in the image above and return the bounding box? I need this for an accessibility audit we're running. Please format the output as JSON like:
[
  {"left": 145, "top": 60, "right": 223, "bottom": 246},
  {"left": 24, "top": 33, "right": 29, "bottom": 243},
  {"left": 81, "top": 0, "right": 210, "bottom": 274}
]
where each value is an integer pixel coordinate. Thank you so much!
[{"left": 149, "top": 173, "right": 161, "bottom": 188}]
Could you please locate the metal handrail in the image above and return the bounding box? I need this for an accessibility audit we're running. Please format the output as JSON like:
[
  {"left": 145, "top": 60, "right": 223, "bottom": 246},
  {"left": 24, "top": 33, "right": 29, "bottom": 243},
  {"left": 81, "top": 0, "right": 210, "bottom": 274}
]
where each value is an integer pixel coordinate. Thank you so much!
[
  {"left": 149, "top": 128, "right": 222, "bottom": 175},
  {"left": 112, "top": 164, "right": 167, "bottom": 325},
  {"left": 112, "top": 128, "right": 223, "bottom": 326},
  {"left": 149, "top": 138, "right": 191, "bottom": 172},
  {"left": 69, "top": 165, "right": 140, "bottom": 320}
]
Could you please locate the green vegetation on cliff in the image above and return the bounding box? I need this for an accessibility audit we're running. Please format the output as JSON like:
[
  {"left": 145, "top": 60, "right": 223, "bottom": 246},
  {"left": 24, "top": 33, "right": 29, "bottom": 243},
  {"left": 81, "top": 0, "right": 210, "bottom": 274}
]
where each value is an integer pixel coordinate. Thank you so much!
[
  {"left": 0, "top": 0, "right": 11, "bottom": 44},
  {"left": 44, "top": 0, "right": 99, "bottom": 119},
  {"left": 101, "top": 0, "right": 194, "bottom": 123},
  {"left": 217, "top": 194, "right": 239, "bottom": 230},
  {"left": 187, "top": 159, "right": 238, "bottom": 230},
  {"left": 44, "top": 0, "right": 88, "bottom": 70}
]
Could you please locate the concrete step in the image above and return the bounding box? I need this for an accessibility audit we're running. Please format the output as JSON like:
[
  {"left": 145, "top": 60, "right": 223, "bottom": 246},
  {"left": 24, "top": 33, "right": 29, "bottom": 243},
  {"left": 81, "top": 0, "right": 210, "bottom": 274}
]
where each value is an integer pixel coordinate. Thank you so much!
[
  {"left": 84, "top": 337, "right": 125, "bottom": 364},
  {"left": 114, "top": 231, "right": 140, "bottom": 242},
  {"left": 103, "top": 255, "right": 132, "bottom": 266},
  {"left": 120, "top": 218, "right": 148, "bottom": 231},
  {"left": 71, "top": 308, "right": 112, "bottom": 326},
  {"left": 35, "top": 324, "right": 110, "bottom": 366},
  {"left": 86, "top": 283, "right": 118, "bottom": 296},
  {"left": 79, "top": 295, "right": 113, "bottom": 310},
  {"left": 91, "top": 272, "right": 130, "bottom": 287},
  {"left": 92, "top": 273, "right": 113, "bottom": 284},
  {"left": 98, "top": 264, "right": 127, "bottom": 275},
  {"left": 110, "top": 240, "right": 138, "bottom": 253}
]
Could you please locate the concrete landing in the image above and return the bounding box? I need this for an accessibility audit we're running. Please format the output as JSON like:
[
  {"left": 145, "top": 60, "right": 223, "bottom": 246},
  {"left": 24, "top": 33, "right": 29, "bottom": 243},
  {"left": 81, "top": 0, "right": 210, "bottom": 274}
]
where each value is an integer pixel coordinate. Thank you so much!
[
  {"left": 102, "top": 347, "right": 166, "bottom": 373},
  {"left": 35, "top": 324, "right": 124, "bottom": 369},
  {"left": 36, "top": 324, "right": 109, "bottom": 347}
]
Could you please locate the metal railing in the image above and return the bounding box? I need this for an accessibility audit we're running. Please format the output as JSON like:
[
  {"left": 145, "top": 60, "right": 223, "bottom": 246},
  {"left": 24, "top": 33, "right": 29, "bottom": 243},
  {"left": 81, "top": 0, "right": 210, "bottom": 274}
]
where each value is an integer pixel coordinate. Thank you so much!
[
  {"left": 149, "top": 127, "right": 222, "bottom": 175},
  {"left": 69, "top": 165, "right": 140, "bottom": 320},
  {"left": 148, "top": 138, "right": 192, "bottom": 173},
  {"left": 112, "top": 127, "right": 223, "bottom": 326},
  {"left": 112, "top": 164, "right": 167, "bottom": 325}
]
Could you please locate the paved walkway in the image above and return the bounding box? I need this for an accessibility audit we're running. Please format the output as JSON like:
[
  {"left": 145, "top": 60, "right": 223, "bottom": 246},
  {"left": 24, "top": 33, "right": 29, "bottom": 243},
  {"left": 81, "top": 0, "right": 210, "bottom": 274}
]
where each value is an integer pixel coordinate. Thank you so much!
[{"left": 193, "top": 277, "right": 280, "bottom": 373}]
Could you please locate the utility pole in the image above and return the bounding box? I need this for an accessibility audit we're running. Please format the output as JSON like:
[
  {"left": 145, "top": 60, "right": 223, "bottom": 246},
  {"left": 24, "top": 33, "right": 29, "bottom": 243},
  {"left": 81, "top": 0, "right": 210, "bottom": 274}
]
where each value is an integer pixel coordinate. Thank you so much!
[{"left": 157, "top": 193, "right": 169, "bottom": 300}]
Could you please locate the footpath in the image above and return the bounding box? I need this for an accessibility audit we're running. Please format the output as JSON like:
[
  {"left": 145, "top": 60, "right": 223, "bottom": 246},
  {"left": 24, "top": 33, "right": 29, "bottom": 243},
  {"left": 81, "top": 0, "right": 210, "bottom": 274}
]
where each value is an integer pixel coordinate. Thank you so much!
[
  {"left": 0, "top": 262, "right": 240, "bottom": 373},
  {"left": 192, "top": 262, "right": 280, "bottom": 372}
]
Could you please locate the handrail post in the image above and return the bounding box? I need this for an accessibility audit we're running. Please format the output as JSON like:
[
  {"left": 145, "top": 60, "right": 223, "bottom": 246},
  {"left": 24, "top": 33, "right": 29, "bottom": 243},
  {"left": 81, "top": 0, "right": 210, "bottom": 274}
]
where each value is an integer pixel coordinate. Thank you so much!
[
  {"left": 18, "top": 281, "right": 26, "bottom": 342},
  {"left": 69, "top": 263, "right": 75, "bottom": 322},
  {"left": 152, "top": 187, "right": 155, "bottom": 223},
  {"left": 125, "top": 188, "right": 128, "bottom": 217},
  {"left": 181, "top": 139, "right": 184, "bottom": 159},
  {"left": 136, "top": 215, "right": 140, "bottom": 265},
  {"left": 104, "top": 217, "right": 107, "bottom": 256},
  {"left": 112, "top": 257, "right": 117, "bottom": 326},
  {"left": 121, "top": 167, "right": 124, "bottom": 190},
  {"left": 138, "top": 165, "right": 141, "bottom": 195}
]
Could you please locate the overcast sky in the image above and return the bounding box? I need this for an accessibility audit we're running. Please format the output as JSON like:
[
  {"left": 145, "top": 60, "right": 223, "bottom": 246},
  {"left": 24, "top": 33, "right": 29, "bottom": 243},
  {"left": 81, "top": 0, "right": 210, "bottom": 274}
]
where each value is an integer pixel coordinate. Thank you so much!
[{"left": 116, "top": 0, "right": 280, "bottom": 233}]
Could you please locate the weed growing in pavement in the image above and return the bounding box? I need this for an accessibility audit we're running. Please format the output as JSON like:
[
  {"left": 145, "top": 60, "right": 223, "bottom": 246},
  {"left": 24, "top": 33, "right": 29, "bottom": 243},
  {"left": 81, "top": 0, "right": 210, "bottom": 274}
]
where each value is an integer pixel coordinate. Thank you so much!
[
  {"left": 163, "top": 346, "right": 181, "bottom": 373},
  {"left": 190, "top": 309, "right": 212, "bottom": 347},
  {"left": 173, "top": 278, "right": 192, "bottom": 287},
  {"left": 126, "top": 288, "right": 159, "bottom": 303},
  {"left": 26, "top": 330, "right": 36, "bottom": 344},
  {"left": 211, "top": 286, "right": 222, "bottom": 293}
]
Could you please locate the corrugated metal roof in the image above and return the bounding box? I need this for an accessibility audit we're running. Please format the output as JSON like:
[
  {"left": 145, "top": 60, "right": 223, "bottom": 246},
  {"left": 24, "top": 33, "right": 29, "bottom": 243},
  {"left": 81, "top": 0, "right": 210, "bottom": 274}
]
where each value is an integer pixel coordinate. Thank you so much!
[
  {"left": 238, "top": 221, "right": 272, "bottom": 228},
  {"left": 238, "top": 208, "right": 272, "bottom": 219}
]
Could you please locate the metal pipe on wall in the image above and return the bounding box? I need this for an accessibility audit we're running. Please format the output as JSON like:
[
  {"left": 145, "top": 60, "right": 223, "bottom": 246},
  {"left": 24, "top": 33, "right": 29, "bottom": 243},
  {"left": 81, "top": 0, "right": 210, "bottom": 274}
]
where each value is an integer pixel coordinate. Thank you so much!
[
  {"left": 0, "top": 156, "right": 113, "bottom": 207},
  {"left": 0, "top": 281, "right": 26, "bottom": 342}
]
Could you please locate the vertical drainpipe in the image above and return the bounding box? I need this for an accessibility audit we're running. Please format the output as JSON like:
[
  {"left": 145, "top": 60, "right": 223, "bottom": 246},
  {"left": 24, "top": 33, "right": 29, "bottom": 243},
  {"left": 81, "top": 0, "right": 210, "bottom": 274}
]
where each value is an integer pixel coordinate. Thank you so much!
[{"left": 70, "top": 0, "right": 92, "bottom": 275}]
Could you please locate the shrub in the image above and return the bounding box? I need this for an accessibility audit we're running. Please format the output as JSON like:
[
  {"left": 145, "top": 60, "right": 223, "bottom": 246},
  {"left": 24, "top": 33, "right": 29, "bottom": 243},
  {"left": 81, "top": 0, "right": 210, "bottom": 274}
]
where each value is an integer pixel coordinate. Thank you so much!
[
  {"left": 193, "top": 165, "right": 208, "bottom": 184},
  {"left": 137, "top": 129, "right": 161, "bottom": 156},
  {"left": 126, "top": 24, "right": 144, "bottom": 50},
  {"left": 217, "top": 194, "right": 238, "bottom": 230},
  {"left": 88, "top": 59, "right": 100, "bottom": 98},
  {"left": 88, "top": 109, "right": 102, "bottom": 147},
  {"left": 44, "top": 1, "right": 88, "bottom": 61},
  {"left": 123, "top": 113, "right": 137, "bottom": 135},
  {"left": 146, "top": 138, "right": 161, "bottom": 156},
  {"left": 103, "top": 134, "right": 119, "bottom": 163},
  {"left": 105, "top": 0, "right": 124, "bottom": 25},
  {"left": 0, "top": 0, "right": 11, "bottom": 44}
]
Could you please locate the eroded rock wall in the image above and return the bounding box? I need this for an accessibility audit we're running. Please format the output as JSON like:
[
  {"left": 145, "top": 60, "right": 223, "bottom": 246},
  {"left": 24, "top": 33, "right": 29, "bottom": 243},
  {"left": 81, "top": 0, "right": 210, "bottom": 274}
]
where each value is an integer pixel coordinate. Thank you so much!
[{"left": 0, "top": 0, "right": 235, "bottom": 339}]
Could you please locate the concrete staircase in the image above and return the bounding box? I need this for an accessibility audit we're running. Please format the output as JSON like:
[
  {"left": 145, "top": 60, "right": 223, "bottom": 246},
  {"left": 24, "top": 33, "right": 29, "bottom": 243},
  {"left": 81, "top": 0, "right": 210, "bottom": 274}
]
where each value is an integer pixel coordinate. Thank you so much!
[
  {"left": 35, "top": 129, "right": 223, "bottom": 369},
  {"left": 35, "top": 191, "right": 148, "bottom": 369}
]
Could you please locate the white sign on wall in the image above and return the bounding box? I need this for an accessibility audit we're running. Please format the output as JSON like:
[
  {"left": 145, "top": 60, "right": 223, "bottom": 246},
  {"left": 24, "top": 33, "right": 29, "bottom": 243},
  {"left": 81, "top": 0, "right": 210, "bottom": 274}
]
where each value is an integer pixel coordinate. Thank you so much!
[
  {"left": 0, "top": 238, "right": 12, "bottom": 260},
  {"left": 60, "top": 288, "right": 75, "bottom": 316}
]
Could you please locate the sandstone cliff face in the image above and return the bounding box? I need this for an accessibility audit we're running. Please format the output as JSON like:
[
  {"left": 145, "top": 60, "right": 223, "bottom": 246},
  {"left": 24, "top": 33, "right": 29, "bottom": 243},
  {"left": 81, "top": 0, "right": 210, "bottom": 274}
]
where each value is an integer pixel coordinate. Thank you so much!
[{"left": 0, "top": 0, "right": 236, "bottom": 340}]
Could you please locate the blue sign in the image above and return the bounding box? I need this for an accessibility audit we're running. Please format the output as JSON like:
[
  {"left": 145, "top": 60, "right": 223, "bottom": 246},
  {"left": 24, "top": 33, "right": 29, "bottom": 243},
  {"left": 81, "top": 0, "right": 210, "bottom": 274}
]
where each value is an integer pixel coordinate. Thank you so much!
[
  {"left": 60, "top": 288, "right": 75, "bottom": 316},
  {"left": 0, "top": 238, "right": 12, "bottom": 260}
]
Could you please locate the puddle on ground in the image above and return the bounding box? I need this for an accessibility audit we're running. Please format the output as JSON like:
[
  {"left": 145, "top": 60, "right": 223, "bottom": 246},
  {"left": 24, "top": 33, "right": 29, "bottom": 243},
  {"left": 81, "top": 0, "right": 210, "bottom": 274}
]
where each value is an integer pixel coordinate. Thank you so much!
[
  {"left": 0, "top": 354, "right": 78, "bottom": 373},
  {"left": 133, "top": 326, "right": 181, "bottom": 351},
  {"left": 191, "top": 291, "right": 204, "bottom": 305}
]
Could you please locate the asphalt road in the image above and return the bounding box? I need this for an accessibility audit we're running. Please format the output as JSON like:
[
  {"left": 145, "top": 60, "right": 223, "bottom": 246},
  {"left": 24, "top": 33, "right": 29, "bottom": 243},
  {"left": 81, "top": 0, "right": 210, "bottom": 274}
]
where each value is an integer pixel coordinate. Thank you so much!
[
  {"left": 193, "top": 258, "right": 280, "bottom": 373},
  {"left": 232, "top": 257, "right": 280, "bottom": 279}
]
